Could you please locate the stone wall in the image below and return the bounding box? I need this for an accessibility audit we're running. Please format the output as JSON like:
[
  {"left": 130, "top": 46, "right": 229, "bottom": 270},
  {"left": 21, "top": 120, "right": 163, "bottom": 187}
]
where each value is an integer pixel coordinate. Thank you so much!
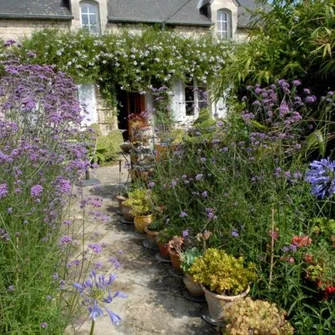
[{"left": 0, "top": 19, "right": 71, "bottom": 41}]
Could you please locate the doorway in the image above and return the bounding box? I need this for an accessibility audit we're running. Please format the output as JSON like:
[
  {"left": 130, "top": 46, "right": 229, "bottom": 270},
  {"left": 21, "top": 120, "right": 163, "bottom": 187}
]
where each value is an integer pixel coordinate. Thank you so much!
[{"left": 116, "top": 89, "right": 146, "bottom": 141}]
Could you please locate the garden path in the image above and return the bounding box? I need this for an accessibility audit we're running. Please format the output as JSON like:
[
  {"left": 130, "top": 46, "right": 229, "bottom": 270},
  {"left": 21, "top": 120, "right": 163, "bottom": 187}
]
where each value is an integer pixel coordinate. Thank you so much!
[{"left": 69, "top": 164, "right": 217, "bottom": 335}]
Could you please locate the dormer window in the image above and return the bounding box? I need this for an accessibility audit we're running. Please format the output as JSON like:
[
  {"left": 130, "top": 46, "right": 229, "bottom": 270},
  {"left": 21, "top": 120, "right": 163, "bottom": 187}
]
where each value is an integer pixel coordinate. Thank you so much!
[
  {"left": 217, "top": 9, "right": 232, "bottom": 40},
  {"left": 80, "top": 2, "right": 100, "bottom": 34}
]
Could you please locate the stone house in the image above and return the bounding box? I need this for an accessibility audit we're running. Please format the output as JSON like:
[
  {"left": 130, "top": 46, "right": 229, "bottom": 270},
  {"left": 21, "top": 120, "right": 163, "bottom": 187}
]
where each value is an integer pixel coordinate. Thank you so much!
[{"left": 0, "top": 0, "right": 257, "bottom": 136}]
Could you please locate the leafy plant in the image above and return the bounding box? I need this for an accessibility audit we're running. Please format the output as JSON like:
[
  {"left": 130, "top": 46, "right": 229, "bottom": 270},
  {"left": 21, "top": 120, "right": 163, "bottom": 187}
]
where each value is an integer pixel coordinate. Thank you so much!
[
  {"left": 189, "top": 248, "right": 257, "bottom": 295},
  {"left": 223, "top": 297, "right": 294, "bottom": 335},
  {"left": 156, "top": 228, "right": 177, "bottom": 244},
  {"left": 123, "top": 188, "right": 152, "bottom": 216},
  {"left": 180, "top": 247, "right": 202, "bottom": 273}
]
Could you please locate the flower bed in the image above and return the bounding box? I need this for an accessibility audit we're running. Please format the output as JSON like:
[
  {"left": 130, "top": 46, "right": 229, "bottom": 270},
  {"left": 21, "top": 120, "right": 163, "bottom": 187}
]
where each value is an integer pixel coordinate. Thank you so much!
[{"left": 149, "top": 80, "right": 335, "bottom": 333}]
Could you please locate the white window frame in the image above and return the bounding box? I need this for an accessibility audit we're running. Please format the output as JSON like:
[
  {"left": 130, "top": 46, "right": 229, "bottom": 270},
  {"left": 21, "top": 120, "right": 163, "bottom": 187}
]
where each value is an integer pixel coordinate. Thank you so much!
[
  {"left": 80, "top": 2, "right": 101, "bottom": 34},
  {"left": 171, "top": 79, "right": 208, "bottom": 124},
  {"left": 217, "top": 9, "right": 232, "bottom": 40}
]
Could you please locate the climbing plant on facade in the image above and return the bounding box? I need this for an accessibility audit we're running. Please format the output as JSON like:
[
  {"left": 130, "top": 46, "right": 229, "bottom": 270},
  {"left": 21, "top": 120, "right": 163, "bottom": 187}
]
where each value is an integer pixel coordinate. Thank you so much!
[{"left": 10, "top": 27, "right": 229, "bottom": 102}]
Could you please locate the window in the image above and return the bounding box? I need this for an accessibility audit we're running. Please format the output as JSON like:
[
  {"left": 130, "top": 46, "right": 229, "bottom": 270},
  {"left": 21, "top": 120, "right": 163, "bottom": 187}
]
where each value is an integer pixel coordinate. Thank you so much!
[
  {"left": 185, "top": 81, "right": 207, "bottom": 117},
  {"left": 185, "top": 83, "right": 195, "bottom": 116},
  {"left": 217, "top": 9, "right": 232, "bottom": 40},
  {"left": 171, "top": 80, "right": 208, "bottom": 122},
  {"left": 80, "top": 2, "right": 100, "bottom": 34}
]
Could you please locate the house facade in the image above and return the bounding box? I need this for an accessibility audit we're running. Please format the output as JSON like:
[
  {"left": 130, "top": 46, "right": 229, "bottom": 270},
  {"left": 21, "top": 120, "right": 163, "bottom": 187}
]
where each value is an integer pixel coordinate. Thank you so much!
[{"left": 0, "top": 0, "right": 257, "bottom": 136}]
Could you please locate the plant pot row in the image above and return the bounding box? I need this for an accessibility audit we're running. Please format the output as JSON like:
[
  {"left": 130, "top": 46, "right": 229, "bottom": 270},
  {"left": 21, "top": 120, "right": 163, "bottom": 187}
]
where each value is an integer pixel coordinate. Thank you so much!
[{"left": 117, "top": 196, "right": 249, "bottom": 323}]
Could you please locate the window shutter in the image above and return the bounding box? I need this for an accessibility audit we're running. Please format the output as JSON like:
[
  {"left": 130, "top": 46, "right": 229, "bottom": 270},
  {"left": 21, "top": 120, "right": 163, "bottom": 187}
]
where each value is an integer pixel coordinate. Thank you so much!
[
  {"left": 78, "top": 84, "right": 97, "bottom": 126},
  {"left": 171, "top": 79, "right": 185, "bottom": 122},
  {"left": 215, "top": 97, "right": 227, "bottom": 118}
]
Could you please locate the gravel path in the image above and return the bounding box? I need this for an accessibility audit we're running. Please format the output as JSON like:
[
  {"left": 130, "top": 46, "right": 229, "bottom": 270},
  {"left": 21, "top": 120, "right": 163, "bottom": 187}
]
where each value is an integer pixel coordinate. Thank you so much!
[{"left": 69, "top": 164, "right": 217, "bottom": 335}]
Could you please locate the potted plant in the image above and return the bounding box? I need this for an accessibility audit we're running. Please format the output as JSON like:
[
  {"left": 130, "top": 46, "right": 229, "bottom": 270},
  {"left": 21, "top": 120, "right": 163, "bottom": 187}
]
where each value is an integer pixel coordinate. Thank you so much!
[
  {"left": 180, "top": 247, "right": 204, "bottom": 297},
  {"left": 156, "top": 228, "right": 174, "bottom": 260},
  {"left": 222, "top": 297, "right": 294, "bottom": 335},
  {"left": 189, "top": 248, "right": 256, "bottom": 321},
  {"left": 123, "top": 188, "right": 153, "bottom": 233},
  {"left": 144, "top": 220, "right": 164, "bottom": 247},
  {"left": 121, "top": 199, "right": 134, "bottom": 222},
  {"left": 116, "top": 185, "right": 129, "bottom": 211},
  {"left": 168, "top": 235, "right": 184, "bottom": 274}
]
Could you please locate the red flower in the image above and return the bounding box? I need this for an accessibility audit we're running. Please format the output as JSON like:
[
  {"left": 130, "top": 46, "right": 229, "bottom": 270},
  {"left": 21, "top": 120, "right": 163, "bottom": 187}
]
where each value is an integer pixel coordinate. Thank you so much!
[
  {"left": 325, "top": 285, "right": 335, "bottom": 300},
  {"left": 291, "top": 235, "right": 312, "bottom": 248},
  {"left": 304, "top": 254, "right": 313, "bottom": 264}
]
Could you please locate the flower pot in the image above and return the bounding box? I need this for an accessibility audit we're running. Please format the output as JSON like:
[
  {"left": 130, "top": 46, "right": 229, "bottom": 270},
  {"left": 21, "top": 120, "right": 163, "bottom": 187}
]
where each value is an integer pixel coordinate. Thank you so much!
[
  {"left": 183, "top": 273, "right": 204, "bottom": 297},
  {"left": 157, "top": 241, "right": 170, "bottom": 260},
  {"left": 121, "top": 203, "right": 134, "bottom": 222},
  {"left": 202, "top": 285, "right": 250, "bottom": 321},
  {"left": 144, "top": 225, "right": 159, "bottom": 247},
  {"left": 116, "top": 195, "right": 127, "bottom": 211},
  {"left": 168, "top": 248, "right": 183, "bottom": 274},
  {"left": 134, "top": 214, "right": 153, "bottom": 233}
]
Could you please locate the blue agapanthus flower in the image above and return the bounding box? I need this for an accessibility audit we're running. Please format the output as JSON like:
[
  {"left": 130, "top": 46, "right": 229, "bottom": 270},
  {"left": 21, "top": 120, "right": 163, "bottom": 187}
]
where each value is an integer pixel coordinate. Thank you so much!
[
  {"left": 73, "top": 270, "right": 127, "bottom": 325},
  {"left": 305, "top": 158, "right": 335, "bottom": 199}
]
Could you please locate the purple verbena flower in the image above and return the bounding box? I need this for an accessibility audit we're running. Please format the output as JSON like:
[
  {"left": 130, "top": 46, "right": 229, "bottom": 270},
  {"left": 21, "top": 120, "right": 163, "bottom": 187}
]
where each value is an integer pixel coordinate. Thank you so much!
[
  {"left": 148, "top": 181, "right": 155, "bottom": 188},
  {"left": 109, "top": 257, "right": 121, "bottom": 269},
  {"left": 31, "top": 185, "right": 43, "bottom": 198},
  {"left": 0, "top": 183, "right": 8, "bottom": 198},
  {"left": 292, "top": 80, "right": 301, "bottom": 86},
  {"left": 88, "top": 243, "right": 103, "bottom": 254},
  {"left": 40, "top": 322, "right": 48, "bottom": 329},
  {"left": 179, "top": 211, "right": 188, "bottom": 218},
  {"left": 59, "top": 235, "right": 73, "bottom": 245},
  {"left": 182, "top": 229, "right": 189, "bottom": 238},
  {"left": 231, "top": 229, "right": 239, "bottom": 237},
  {"left": 201, "top": 191, "right": 208, "bottom": 198}
]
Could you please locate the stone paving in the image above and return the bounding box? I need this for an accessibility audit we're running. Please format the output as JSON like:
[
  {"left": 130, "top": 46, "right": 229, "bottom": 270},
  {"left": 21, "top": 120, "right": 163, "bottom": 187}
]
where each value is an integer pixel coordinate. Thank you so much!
[{"left": 68, "top": 164, "right": 217, "bottom": 335}]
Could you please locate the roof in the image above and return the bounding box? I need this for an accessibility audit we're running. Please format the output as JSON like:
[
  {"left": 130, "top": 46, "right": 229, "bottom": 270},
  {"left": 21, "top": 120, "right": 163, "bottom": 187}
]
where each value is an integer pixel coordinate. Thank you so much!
[
  {"left": 238, "top": 0, "right": 261, "bottom": 28},
  {"left": 0, "top": 0, "right": 72, "bottom": 20},
  {"left": 107, "top": 0, "right": 213, "bottom": 27}
]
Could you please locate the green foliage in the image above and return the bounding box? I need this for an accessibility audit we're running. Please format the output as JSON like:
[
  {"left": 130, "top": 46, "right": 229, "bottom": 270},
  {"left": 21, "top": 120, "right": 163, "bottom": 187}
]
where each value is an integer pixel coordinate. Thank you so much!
[
  {"left": 16, "top": 27, "right": 228, "bottom": 93},
  {"left": 156, "top": 227, "right": 179, "bottom": 244},
  {"left": 216, "top": 0, "right": 335, "bottom": 98},
  {"left": 87, "top": 126, "right": 123, "bottom": 164},
  {"left": 189, "top": 248, "right": 257, "bottom": 295},
  {"left": 223, "top": 297, "right": 294, "bottom": 335},
  {"left": 180, "top": 247, "right": 202, "bottom": 273},
  {"left": 123, "top": 188, "right": 152, "bottom": 216},
  {"left": 150, "top": 80, "right": 335, "bottom": 333}
]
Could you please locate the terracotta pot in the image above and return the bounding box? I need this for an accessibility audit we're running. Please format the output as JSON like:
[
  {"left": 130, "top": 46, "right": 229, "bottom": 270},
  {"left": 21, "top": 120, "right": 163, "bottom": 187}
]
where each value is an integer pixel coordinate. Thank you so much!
[
  {"left": 157, "top": 241, "right": 170, "bottom": 260},
  {"left": 202, "top": 285, "right": 250, "bottom": 321},
  {"left": 116, "top": 195, "right": 126, "bottom": 211},
  {"left": 144, "top": 225, "right": 159, "bottom": 247},
  {"left": 183, "top": 273, "right": 204, "bottom": 297},
  {"left": 121, "top": 203, "right": 134, "bottom": 222},
  {"left": 134, "top": 214, "right": 153, "bottom": 233},
  {"left": 168, "top": 248, "right": 183, "bottom": 274}
]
